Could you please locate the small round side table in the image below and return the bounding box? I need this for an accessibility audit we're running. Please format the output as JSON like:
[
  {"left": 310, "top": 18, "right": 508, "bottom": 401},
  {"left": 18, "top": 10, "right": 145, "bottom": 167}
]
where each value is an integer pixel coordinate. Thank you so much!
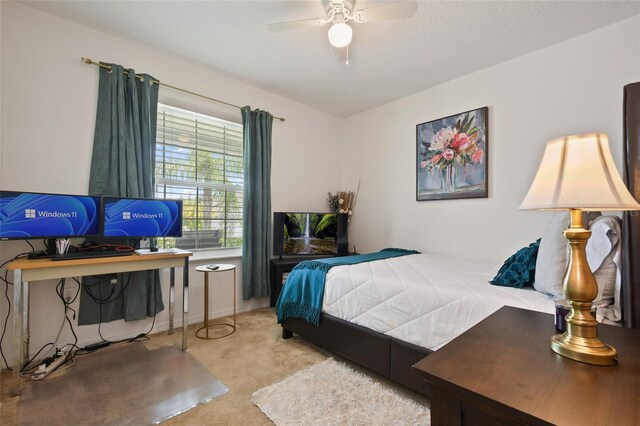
[{"left": 194, "top": 264, "right": 236, "bottom": 339}]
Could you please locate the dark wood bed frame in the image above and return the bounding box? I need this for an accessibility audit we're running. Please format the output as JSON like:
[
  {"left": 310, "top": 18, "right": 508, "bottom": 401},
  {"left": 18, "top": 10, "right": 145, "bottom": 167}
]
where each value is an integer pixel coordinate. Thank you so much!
[{"left": 282, "top": 82, "right": 640, "bottom": 396}]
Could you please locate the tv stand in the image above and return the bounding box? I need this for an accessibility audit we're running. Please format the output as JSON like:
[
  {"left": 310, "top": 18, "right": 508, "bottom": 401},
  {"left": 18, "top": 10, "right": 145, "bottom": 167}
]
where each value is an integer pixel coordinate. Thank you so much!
[{"left": 269, "top": 255, "right": 332, "bottom": 307}]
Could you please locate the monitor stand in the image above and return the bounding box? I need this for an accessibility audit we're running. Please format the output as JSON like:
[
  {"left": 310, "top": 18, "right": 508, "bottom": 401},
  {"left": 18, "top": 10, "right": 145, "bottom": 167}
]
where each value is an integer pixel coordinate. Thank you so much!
[
  {"left": 45, "top": 238, "right": 57, "bottom": 255},
  {"left": 148, "top": 237, "right": 159, "bottom": 252}
]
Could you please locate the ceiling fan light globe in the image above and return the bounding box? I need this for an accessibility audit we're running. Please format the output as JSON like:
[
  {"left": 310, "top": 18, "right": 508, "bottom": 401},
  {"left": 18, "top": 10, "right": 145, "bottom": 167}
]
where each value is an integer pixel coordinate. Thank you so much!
[{"left": 328, "top": 22, "right": 352, "bottom": 48}]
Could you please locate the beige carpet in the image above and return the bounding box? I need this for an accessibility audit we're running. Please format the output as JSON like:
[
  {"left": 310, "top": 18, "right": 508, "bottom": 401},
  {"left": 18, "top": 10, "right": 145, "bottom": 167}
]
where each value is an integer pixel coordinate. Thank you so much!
[
  {"left": 1, "top": 308, "right": 429, "bottom": 425},
  {"left": 252, "top": 358, "right": 430, "bottom": 425}
]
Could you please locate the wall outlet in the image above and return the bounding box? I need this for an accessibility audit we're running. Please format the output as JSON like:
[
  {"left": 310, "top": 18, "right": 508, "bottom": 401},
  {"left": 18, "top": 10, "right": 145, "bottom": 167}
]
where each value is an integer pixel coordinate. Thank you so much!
[{"left": 63, "top": 287, "right": 74, "bottom": 303}]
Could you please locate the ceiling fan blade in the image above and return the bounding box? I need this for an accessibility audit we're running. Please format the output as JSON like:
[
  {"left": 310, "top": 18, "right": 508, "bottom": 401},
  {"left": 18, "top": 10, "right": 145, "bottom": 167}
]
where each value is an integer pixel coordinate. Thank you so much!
[
  {"left": 267, "top": 17, "right": 328, "bottom": 32},
  {"left": 353, "top": 1, "right": 418, "bottom": 23}
]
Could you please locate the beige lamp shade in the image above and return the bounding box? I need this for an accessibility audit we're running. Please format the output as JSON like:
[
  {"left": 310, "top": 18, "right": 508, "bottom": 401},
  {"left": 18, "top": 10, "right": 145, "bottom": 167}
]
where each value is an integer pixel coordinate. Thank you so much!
[{"left": 520, "top": 133, "right": 640, "bottom": 211}]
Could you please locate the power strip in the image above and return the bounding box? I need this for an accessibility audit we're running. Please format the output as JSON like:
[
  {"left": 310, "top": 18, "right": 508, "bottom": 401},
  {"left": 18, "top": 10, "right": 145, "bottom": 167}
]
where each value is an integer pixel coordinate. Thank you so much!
[{"left": 31, "top": 352, "right": 68, "bottom": 380}]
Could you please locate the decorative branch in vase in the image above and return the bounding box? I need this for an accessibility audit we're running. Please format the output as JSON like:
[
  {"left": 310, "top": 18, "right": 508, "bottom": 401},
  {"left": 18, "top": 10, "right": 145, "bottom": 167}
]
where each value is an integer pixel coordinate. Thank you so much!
[{"left": 327, "top": 180, "right": 360, "bottom": 221}]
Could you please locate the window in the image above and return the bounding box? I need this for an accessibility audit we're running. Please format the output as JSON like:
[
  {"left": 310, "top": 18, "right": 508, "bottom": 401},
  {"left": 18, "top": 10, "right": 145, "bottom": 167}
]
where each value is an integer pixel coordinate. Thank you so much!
[{"left": 155, "top": 104, "right": 243, "bottom": 250}]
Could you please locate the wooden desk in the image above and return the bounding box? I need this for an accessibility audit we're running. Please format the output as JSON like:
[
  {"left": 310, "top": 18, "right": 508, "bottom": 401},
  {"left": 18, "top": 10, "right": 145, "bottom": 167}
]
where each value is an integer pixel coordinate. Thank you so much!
[
  {"left": 7, "top": 250, "right": 192, "bottom": 395},
  {"left": 413, "top": 306, "right": 640, "bottom": 425}
]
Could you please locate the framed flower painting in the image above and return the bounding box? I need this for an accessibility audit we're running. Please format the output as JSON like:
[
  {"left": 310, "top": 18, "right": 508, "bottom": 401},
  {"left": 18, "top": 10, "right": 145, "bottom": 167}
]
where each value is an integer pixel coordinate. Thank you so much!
[{"left": 416, "top": 107, "right": 488, "bottom": 201}]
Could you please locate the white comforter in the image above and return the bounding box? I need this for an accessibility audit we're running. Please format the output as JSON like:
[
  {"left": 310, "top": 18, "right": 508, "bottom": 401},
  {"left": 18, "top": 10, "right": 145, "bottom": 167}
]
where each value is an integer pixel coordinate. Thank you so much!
[{"left": 322, "top": 253, "right": 555, "bottom": 351}]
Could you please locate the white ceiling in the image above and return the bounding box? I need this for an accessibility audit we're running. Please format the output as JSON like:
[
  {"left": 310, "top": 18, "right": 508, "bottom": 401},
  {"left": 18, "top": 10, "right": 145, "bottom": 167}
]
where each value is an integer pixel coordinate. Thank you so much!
[{"left": 21, "top": 1, "right": 640, "bottom": 117}]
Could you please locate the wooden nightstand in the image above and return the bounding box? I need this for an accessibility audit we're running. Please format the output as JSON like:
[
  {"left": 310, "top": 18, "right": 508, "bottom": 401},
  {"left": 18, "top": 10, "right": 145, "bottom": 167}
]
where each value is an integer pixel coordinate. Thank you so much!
[{"left": 413, "top": 306, "right": 640, "bottom": 425}]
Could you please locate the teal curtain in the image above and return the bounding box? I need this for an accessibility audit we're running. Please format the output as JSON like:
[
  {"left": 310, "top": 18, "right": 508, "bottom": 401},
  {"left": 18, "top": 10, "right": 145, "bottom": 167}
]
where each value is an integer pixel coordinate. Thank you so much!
[
  {"left": 241, "top": 107, "right": 273, "bottom": 300},
  {"left": 79, "top": 63, "right": 163, "bottom": 325}
]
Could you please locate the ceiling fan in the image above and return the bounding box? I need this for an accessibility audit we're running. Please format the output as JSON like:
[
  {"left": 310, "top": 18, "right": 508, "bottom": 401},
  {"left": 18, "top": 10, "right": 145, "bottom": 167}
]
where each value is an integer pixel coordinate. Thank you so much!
[{"left": 267, "top": 0, "right": 418, "bottom": 64}]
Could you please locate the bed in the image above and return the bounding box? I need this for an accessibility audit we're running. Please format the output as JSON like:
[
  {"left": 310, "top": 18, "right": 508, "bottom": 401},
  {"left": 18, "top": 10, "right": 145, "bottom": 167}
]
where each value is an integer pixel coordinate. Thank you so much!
[{"left": 281, "top": 82, "right": 640, "bottom": 395}]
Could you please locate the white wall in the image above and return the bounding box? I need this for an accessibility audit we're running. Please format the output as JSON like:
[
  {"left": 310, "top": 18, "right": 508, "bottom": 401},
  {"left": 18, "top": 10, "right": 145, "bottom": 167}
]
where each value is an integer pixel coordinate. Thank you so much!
[
  {"left": 341, "top": 16, "right": 640, "bottom": 261},
  {"left": 0, "top": 2, "right": 341, "bottom": 367}
]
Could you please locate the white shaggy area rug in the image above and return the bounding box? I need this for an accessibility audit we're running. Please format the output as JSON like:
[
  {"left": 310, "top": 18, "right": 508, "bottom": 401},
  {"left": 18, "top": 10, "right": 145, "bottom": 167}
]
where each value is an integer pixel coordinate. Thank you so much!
[{"left": 251, "top": 358, "right": 430, "bottom": 425}]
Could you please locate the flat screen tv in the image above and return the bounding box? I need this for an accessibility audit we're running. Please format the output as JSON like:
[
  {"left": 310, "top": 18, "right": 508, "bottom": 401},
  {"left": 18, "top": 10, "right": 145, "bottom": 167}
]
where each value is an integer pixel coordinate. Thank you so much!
[
  {"left": 0, "top": 190, "right": 101, "bottom": 240},
  {"left": 273, "top": 212, "right": 348, "bottom": 257},
  {"left": 102, "top": 197, "right": 183, "bottom": 238}
]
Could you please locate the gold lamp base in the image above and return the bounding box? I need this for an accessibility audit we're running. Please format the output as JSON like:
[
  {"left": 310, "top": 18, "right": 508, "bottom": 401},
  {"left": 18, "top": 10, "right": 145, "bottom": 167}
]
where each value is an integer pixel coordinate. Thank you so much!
[
  {"left": 551, "top": 209, "right": 617, "bottom": 366},
  {"left": 551, "top": 330, "right": 617, "bottom": 366}
]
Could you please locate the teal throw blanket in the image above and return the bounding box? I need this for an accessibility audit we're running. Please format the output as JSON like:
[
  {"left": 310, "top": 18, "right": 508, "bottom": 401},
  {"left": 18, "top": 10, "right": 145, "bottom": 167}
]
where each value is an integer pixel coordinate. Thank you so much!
[{"left": 276, "top": 248, "right": 420, "bottom": 325}]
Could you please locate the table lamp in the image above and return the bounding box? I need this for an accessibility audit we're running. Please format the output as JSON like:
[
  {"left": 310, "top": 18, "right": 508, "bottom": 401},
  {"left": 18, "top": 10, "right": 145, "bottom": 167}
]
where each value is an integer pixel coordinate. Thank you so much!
[{"left": 520, "top": 133, "right": 640, "bottom": 365}]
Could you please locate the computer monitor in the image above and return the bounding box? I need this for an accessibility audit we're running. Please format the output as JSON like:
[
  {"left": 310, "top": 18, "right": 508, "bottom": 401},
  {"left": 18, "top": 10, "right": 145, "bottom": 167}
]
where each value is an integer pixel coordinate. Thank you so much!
[
  {"left": 0, "top": 190, "right": 101, "bottom": 240},
  {"left": 102, "top": 197, "right": 183, "bottom": 238}
]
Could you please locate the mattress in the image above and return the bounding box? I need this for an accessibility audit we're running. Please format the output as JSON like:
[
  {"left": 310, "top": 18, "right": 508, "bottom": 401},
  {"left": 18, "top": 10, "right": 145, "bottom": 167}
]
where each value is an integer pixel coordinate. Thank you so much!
[{"left": 322, "top": 253, "right": 555, "bottom": 351}]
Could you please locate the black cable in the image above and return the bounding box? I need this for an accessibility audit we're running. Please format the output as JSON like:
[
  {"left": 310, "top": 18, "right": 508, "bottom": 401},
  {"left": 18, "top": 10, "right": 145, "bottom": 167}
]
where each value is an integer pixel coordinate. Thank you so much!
[
  {"left": 77, "top": 274, "right": 131, "bottom": 304},
  {"left": 0, "top": 271, "right": 13, "bottom": 370},
  {"left": 0, "top": 249, "right": 33, "bottom": 371},
  {"left": 74, "top": 272, "right": 141, "bottom": 345},
  {"left": 21, "top": 277, "right": 84, "bottom": 374},
  {"left": 45, "top": 269, "right": 160, "bottom": 353},
  {"left": 96, "top": 273, "right": 159, "bottom": 345},
  {"left": 78, "top": 275, "right": 114, "bottom": 302},
  {"left": 0, "top": 245, "right": 75, "bottom": 373},
  {"left": 1, "top": 245, "right": 159, "bottom": 372},
  {"left": 12, "top": 277, "right": 80, "bottom": 376},
  {"left": 132, "top": 271, "right": 160, "bottom": 342},
  {"left": 56, "top": 279, "right": 79, "bottom": 318},
  {"left": 20, "top": 342, "right": 55, "bottom": 373},
  {"left": 47, "top": 278, "right": 82, "bottom": 372},
  {"left": 0, "top": 251, "right": 30, "bottom": 284}
]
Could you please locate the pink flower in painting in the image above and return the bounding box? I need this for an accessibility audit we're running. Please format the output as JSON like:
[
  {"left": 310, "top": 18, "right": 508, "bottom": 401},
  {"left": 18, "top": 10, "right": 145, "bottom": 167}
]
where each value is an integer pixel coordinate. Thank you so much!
[
  {"left": 472, "top": 149, "right": 484, "bottom": 164},
  {"left": 443, "top": 149, "right": 455, "bottom": 161},
  {"left": 450, "top": 133, "right": 470, "bottom": 151},
  {"left": 421, "top": 112, "right": 484, "bottom": 175},
  {"left": 429, "top": 127, "right": 455, "bottom": 151}
]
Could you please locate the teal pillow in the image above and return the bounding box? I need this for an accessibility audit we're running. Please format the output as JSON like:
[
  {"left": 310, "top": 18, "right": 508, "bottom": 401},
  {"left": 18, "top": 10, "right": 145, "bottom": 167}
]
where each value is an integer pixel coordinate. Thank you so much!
[{"left": 490, "top": 239, "right": 541, "bottom": 288}]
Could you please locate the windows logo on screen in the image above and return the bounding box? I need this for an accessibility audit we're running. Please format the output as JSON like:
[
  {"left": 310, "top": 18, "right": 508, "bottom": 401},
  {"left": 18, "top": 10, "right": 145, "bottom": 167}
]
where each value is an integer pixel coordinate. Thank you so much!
[
  {"left": 25, "top": 209, "right": 36, "bottom": 219},
  {"left": 122, "top": 212, "right": 131, "bottom": 220}
]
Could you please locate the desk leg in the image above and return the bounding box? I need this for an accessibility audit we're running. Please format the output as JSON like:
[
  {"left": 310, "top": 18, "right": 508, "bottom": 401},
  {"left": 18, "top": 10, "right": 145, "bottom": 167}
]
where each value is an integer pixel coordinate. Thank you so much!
[
  {"left": 168, "top": 267, "right": 175, "bottom": 335},
  {"left": 12, "top": 270, "right": 26, "bottom": 396},
  {"left": 182, "top": 257, "right": 189, "bottom": 350}
]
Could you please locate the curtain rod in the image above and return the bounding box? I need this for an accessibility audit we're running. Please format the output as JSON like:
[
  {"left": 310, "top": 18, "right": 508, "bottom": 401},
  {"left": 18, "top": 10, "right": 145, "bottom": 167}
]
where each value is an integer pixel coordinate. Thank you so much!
[{"left": 81, "top": 57, "right": 285, "bottom": 122}]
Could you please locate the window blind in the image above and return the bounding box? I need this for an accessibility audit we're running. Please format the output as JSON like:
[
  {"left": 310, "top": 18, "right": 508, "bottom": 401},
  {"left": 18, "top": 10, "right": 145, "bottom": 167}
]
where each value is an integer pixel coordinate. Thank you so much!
[{"left": 155, "top": 104, "right": 243, "bottom": 250}]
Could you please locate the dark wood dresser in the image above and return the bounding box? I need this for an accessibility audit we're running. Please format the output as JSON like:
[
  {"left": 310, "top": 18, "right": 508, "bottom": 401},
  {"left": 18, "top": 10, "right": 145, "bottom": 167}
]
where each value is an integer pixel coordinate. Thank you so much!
[{"left": 413, "top": 306, "right": 640, "bottom": 425}]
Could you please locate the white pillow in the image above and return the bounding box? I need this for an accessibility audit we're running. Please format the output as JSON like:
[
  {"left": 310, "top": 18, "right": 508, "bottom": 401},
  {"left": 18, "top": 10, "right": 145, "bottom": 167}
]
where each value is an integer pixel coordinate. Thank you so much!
[
  {"left": 586, "top": 215, "right": 622, "bottom": 323},
  {"left": 534, "top": 212, "right": 569, "bottom": 297},
  {"left": 534, "top": 211, "right": 600, "bottom": 298}
]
